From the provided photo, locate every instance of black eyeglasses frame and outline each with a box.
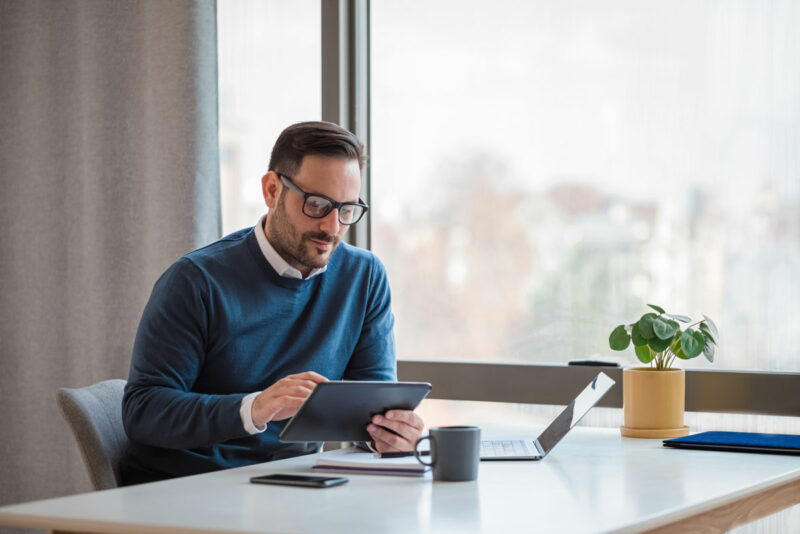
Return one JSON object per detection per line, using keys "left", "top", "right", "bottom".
{"left": 276, "top": 173, "right": 369, "bottom": 225}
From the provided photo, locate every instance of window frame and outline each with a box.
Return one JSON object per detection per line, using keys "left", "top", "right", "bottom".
{"left": 320, "top": 0, "right": 800, "bottom": 415}
{"left": 321, "top": 0, "right": 371, "bottom": 250}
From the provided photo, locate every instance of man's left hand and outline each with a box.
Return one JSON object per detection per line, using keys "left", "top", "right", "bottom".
{"left": 367, "top": 410, "right": 425, "bottom": 453}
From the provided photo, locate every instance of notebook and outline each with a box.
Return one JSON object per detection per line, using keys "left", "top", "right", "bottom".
{"left": 480, "top": 372, "right": 615, "bottom": 460}
{"left": 663, "top": 432, "right": 800, "bottom": 455}
{"left": 313, "top": 450, "right": 430, "bottom": 477}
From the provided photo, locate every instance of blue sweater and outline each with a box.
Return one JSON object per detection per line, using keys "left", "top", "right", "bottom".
{"left": 121, "top": 227, "right": 396, "bottom": 484}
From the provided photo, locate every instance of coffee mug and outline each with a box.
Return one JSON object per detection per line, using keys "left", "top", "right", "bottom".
{"left": 414, "top": 426, "right": 481, "bottom": 481}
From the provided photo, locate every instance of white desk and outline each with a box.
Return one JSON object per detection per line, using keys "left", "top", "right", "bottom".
{"left": 2, "top": 427, "right": 800, "bottom": 534}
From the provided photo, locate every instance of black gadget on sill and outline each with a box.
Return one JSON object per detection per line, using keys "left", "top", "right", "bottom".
{"left": 568, "top": 359, "right": 621, "bottom": 367}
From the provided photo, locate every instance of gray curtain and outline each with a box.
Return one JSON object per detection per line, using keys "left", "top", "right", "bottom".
{"left": 0, "top": 0, "right": 220, "bottom": 515}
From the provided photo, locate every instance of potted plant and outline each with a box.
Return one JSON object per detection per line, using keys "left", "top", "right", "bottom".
{"left": 609, "top": 304, "right": 719, "bottom": 438}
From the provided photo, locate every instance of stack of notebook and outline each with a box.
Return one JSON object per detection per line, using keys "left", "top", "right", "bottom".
{"left": 313, "top": 450, "right": 430, "bottom": 477}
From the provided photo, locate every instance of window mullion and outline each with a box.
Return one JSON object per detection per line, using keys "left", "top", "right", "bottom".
{"left": 321, "top": 0, "right": 370, "bottom": 249}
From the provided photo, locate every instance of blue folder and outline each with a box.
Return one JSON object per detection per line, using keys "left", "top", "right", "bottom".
{"left": 663, "top": 431, "right": 800, "bottom": 455}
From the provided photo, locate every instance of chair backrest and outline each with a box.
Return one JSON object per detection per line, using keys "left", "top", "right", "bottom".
{"left": 57, "top": 379, "right": 128, "bottom": 490}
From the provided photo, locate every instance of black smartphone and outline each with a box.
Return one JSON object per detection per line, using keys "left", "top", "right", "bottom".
{"left": 249, "top": 473, "right": 348, "bottom": 488}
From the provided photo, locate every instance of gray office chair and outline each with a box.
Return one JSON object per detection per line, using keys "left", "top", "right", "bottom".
{"left": 57, "top": 379, "right": 129, "bottom": 490}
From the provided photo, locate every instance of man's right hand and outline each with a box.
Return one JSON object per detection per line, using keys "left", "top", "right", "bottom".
{"left": 251, "top": 371, "right": 328, "bottom": 428}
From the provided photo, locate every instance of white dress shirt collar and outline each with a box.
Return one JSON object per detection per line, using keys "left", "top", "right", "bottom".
{"left": 254, "top": 214, "right": 327, "bottom": 280}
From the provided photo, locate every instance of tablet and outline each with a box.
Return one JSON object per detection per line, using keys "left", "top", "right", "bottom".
{"left": 278, "top": 381, "right": 432, "bottom": 443}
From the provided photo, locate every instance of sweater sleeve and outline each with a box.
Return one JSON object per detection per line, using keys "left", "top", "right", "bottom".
{"left": 122, "top": 258, "right": 249, "bottom": 449}
{"left": 343, "top": 256, "right": 397, "bottom": 382}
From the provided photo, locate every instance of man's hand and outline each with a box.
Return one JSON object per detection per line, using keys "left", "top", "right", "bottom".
{"left": 251, "top": 371, "right": 328, "bottom": 428}
{"left": 367, "top": 410, "right": 425, "bottom": 453}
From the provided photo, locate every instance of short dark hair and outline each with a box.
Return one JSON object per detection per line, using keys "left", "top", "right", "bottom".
{"left": 268, "top": 121, "right": 367, "bottom": 177}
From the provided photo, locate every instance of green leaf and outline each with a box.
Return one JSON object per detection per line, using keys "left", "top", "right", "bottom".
{"left": 673, "top": 343, "right": 689, "bottom": 360}
{"left": 693, "top": 331, "right": 706, "bottom": 352}
{"left": 638, "top": 313, "right": 658, "bottom": 340}
{"left": 699, "top": 323, "right": 717, "bottom": 345}
{"left": 653, "top": 317, "right": 679, "bottom": 340}
{"left": 670, "top": 314, "right": 692, "bottom": 323}
{"left": 681, "top": 329, "right": 705, "bottom": 358}
{"left": 647, "top": 304, "right": 666, "bottom": 314}
{"left": 635, "top": 344, "right": 653, "bottom": 363}
{"left": 703, "top": 340, "right": 716, "bottom": 363}
{"left": 703, "top": 315, "right": 719, "bottom": 339}
{"left": 648, "top": 335, "right": 672, "bottom": 352}
{"left": 609, "top": 325, "right": 631, "bottom": 351}
{"left": 630, "top": 323, "right": 647, "bottom": 346}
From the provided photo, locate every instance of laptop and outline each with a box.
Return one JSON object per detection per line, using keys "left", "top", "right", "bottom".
{"left": 480, "top": 372, "right": 615, "bottom": 461}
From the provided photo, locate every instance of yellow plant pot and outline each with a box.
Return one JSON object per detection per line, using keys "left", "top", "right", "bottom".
{"left": 620, "top": 367, "right": 690, "bottom": 438}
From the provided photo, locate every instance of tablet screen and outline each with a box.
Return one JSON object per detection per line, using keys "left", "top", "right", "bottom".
{"left": 278, "top": 381, "right": 432, "bottom": 442}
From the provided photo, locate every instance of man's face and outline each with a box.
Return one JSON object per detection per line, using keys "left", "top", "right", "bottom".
{"left": 262, "top": 154, "right": 362, "bottom": 277}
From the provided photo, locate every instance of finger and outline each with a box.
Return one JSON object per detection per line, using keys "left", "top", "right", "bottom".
{"left": 370, "top": 435, "right": 397, "bottom": 454}
{"left": 272, "top": 395, "right": 308, "bottom": 414}
{"left": 370, "top": 415, "right": 421, "bottom": 442}
{"left": 274, "top": 381, "right": 317, "bottom": 395}
{"left": 273, "top": 379, "right": 319, "bottom": 397}
{"left": 367, "top": 424, "right": 413, "bottom": 452}
{"left": 370, "top": 432, "right": 408, "bottom": 454}
{"left": 263, "top": 378, "right": 312, "bottom": 396}
{"left": 383, "top": 410, "right": 424, "bottom": 431}
{"left": 261, "top": 395, "right": 307, "bottom": 422}
{"left": 274, "top": 395, "right": 306, "bottom": 409}
{"left": 271, "top": 384, "right": 315, "bottom": 399}
{"left": 367, "top": 429, "right": 402, "bottom": 453}
{"left": 287, "top": 371, "right": 329, "bottom": 383}
{"left": 283, "top": 378, "right": 324, "bottom": 391}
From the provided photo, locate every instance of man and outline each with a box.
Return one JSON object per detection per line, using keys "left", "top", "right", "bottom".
{"left": 121, "top": 121, "right": 423, "bottom": 485}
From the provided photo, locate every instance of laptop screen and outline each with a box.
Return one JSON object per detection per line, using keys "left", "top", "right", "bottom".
{"left": 536, "top": 372, "right": 615, "bottom": 455}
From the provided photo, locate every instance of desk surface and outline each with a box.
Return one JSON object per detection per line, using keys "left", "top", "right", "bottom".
{"left": 2, "top": 426, "right": 800, "bottom": 534}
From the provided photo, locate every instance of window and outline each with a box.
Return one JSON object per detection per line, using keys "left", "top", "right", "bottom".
{"left": 371, "top": 0, "right": 800, "bottom": 373}
{"left": 218, "top": 0, "right": 320, "bottom": 235}
{"left": 221, "top": 5, "right": 800, "bottom": 527}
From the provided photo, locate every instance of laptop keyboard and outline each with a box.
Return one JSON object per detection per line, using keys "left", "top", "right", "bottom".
{"left": 480, "top": 439, "right": 537, "bottom": 459}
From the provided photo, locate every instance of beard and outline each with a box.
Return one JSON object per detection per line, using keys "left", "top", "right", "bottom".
{"left": 266, "top": 193, "right": 342, "bottom": 272}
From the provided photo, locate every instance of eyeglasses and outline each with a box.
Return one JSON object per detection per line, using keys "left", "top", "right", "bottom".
{"left": 277, "top": 174, "right": 369, "bottom": 225}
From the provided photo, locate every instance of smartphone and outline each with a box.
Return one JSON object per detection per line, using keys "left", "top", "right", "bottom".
{"left": 249, "top": 473, "right": 348, "bottom": 488}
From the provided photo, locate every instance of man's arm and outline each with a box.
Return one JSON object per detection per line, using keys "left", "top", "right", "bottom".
{"left": 122, "top": 259, "right": 249, "bottom": 449}
{"left": 343, "top": 256, "right": 397, "bottom": 382}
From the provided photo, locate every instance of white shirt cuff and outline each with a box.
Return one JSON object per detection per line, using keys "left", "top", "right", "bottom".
{"left": 240, "top": 392, "right": 267, "bottom": 435}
